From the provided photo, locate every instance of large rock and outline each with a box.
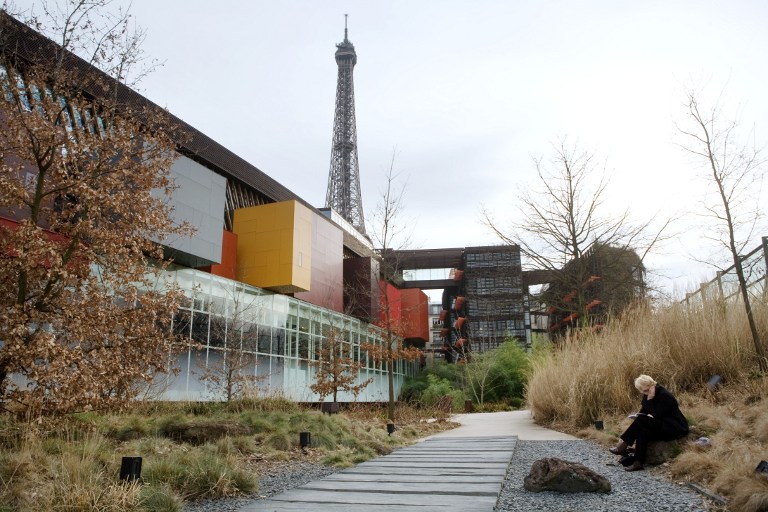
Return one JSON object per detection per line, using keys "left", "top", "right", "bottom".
{"left": 645, "top": 439, "right": 684, "bottom": 465}
{"left": 524, "top": 457, "right": 611, "bottom": 493}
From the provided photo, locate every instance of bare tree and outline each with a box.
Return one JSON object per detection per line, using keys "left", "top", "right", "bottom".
{"left": 678, "top": 88, "right": 767, "bottom": 372}
{"left": 310, "top": 325, "right": 372, "bottom": 404}
{"left": 484, "top": 138, "right": 670, "bottom": 336}
{"left": 17, "top": 0, "right": 161, "bottom": 88}
{"left": 196, "top": 287, "right": 269, "bottom": 402}
{"left": 0, "top": 4, "right": 190, "bottom": 414}
{"left": 463, "top": 351, "right": 496, "bottom": 405}
{"left": 364, "top": 151, "right": 421, "bottom": 423}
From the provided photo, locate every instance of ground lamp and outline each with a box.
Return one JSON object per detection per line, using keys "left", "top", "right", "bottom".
{"left": 387, "top": 422, "right": 395, "bottom": 436}
{"left": 300, "top": 431, "right": 311, "bottom": 448}
{"left": 119, "top": 456, "right": 142, "bottom": 482}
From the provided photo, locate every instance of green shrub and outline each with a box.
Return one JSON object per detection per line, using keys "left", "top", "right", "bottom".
{"left": 484, "top": 339, "right": 529, "bottom": 402}
{"left": 399, "top": 376, "right": 429, "bottom": 401}
{"left": 401, "top": 362, "right": 465, "bottom": 402}
{"left": 421, "top": 374, "right": 465, "bottom": 409}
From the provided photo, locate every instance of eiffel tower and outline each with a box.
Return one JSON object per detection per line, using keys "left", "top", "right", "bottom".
{"left": 325, "top": 15, "right": 366, "bottom": 236}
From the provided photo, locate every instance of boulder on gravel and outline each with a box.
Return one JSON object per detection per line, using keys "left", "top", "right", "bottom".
{"left": 645, "top": 440, "right": 684, "bottom": 465}
{"left": 524, "top": 457, "right": 611, "bottom": 493}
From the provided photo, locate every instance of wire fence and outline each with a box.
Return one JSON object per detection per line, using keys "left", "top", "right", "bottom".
{"left": 682, "top": 237, "right": 768, "bottom": 307}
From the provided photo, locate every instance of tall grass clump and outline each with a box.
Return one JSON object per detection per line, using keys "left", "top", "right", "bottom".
{"left": 527, "top": 298, "right": 766, "bottom": 427}
{"left": 0, "top": 395, "right": 455, "bottom": 510}
{"left": 143, "top": 447, "right": 257, "bottom": 499}
{"left": 527, "top": 297, "right": 768, "bottom": 511}
{"left": 138, "top": 484, "right": 183, "bottom": 512}
{"left": 7, "top": 432, "right": 145, "bottom": 511}
{"left": 665, "top": 378, "right": 768, "bottom": 511}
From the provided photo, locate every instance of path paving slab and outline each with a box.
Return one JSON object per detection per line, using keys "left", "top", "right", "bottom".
{"left": 240, "top": 436, "right": 516, "bottom": 512}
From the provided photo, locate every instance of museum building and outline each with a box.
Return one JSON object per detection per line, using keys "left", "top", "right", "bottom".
{"left": 0, "top": 12, "right": 427, "bottom": 402}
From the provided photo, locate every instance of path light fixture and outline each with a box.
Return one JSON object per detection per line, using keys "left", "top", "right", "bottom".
{"left": 707, "top": 375, "right": 722, "bottom": 391}
{"left": 594, "top": 420, "right": 604, "bottom": 430}
{"left": 386, "top": 422, "right": 395, "bottom": 436}
{"left": 300, "top": 431, "right": 311, "bottom": 448}
{"left": 756, "top": 460, "right": 768, "bottom": 473}
{"left": 119, "top": 456, "right": 142, "bottom": 482}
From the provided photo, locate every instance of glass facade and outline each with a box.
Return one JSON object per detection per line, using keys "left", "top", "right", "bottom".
{"left": 159, "top": 266, "right": 418, "bottom": 401}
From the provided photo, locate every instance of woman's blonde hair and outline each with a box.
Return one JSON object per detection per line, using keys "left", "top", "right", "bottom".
{"left": 634, "top": 374, "right": 657, "bottom": 391}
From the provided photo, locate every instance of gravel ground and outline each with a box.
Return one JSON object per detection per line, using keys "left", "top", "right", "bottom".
{"left": 495, "top": 440, "right": 714, "bottom": 512}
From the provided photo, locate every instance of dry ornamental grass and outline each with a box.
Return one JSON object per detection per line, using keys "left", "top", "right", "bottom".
{"left": 0, "top": 400, "right": 455, "bottom": 511}
{"left": 527, "top": 298, "right": 768, "bottom": 511}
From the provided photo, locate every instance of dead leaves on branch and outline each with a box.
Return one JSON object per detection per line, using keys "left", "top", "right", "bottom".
{"left": 0, "top": 21, "right": 191, "bottom": 415}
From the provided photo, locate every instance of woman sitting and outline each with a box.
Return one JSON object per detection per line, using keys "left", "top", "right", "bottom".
{"left": 609, "top": 374, "right": 689, "bottom": 472}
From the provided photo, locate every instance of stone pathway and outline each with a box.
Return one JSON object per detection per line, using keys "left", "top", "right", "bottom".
{"left": 240, "top": 436, "right": 517, "bottom": 511}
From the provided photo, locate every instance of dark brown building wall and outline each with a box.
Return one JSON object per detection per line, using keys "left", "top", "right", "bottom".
{"left": 343, "top": 256, "right": 380, "bottom": 322}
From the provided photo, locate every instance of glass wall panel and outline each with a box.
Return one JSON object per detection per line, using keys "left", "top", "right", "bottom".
{"left": 159, "top": 266, "right": 418, "bottom": 401}
{"left": 191, "top": 311, "right": 210, "bottom": 345}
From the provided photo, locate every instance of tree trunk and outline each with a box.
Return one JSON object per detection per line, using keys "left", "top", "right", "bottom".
{"left": 387, "top": 338, "right": 395, "bottom": 422}
{"left": 734, "top": 258, "right": 768, "bottom": 372}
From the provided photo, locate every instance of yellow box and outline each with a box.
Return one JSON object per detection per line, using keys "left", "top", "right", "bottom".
{"left": 233, "top": 201, "right": 312, "bottom": 293}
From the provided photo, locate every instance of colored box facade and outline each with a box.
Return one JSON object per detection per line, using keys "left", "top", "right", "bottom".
{"left": 233, "top": 200, "right": 312, "bottom": 293}
{"left": 198, "top": 229, "right": 238, "bottom": 280}
{"left": 400, "top": 288, "right": 429, "bottom": 342}
{"left": 377, "top": 283, "right": 428, "bottom": 343}
{"left": 154, "top": 155, "right": 226, "bottom": 267}
{"left": 294, "top": 213, "right": 344, "bottom": 313}
{"left": 343, "top": 256, "right": 380, "bottom": 322}
{"left": 379, "top": 280, "right": 402, "bottom": 329}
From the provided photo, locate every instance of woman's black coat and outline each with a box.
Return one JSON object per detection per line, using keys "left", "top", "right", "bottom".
{"left": 639, "top": 384, "right": 689, "bottom": 439}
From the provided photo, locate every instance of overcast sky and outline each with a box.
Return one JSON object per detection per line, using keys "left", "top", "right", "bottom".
{"left": 18, "top": 0, "right": 768, "bottom": 298}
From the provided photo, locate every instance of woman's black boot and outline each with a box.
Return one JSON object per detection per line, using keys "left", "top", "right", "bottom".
{"left": 609, "top": 441, "right": 628, "bottom": 455}
{"left": 624, "top": 460, "right": 644, "bottom": 472}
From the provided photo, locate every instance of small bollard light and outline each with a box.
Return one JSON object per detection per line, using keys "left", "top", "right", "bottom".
{"left": 707, "top": 375, "right": 722, "bottom": 391}
{"left": 299, "top": 431, "right": 311, "bottom": 448}
{"left": 756, "top": 460, "right": 768, "bottom": 473}
{"left": 386, "top": 422, "right": 395, "bottom": 436}
{"left": 594, "top": 420, "right": 604, "bottom": 430}
{"left": 119, "top": 456, "right": 142, "bottom": 482}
